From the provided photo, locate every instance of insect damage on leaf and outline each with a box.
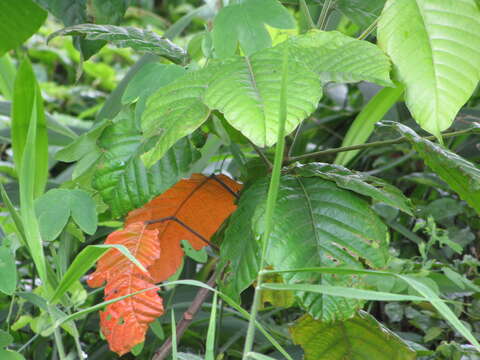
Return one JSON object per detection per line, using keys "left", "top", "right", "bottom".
{"left": 88, "top": 174, "right": 242, "bottom": 355}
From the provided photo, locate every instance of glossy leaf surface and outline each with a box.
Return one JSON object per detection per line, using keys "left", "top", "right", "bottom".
{"left": 378, "top": 0, "right": 480, "bottom": 137}
{"left": 221, "top": 175, "right": 388, "bottom": 321}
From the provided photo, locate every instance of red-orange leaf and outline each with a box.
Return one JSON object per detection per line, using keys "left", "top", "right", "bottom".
{"left": 89, "top": 174, "right": 241, "bottom": 355}
{"left": 87, "top": 223, "right": 164, "bottom": 355}
{"left": 126, "top": 174, "right": 242, "bottom": 282}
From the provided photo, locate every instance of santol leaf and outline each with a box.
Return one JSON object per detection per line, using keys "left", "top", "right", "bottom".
{"left": 87, "top": 223, "right": 163, "bottom": 355}
{"left": 126, "top": 174, "right": 242, "bottom": 282}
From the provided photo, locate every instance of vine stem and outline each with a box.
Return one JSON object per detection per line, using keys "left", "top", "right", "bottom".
{"left": 286, "top": 126, "right": 480, "bottom": 163}
{"left": 242, "top": 43, "right": 290, "bottom": 359}
{"left": 317, "top": 0, "right": 334, "bottom": 29}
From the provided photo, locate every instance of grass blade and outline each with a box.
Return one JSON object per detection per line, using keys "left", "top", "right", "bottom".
{"left": 205, "top": 292, "right": 218, "bottom": 360}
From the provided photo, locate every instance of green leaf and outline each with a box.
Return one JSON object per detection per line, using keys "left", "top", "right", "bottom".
{"left": 91, "top": 0, "right": 129, "bottom": 25}
{"left": 284, "top": 31, "right": 392, "bottom": 86}
{"left": 294, "top": 162, "right": 413, "bottom": 215}
{"left": 0, "top": 0, "right": 47, "bottom": 56}
{"left": 291, "top": 312, "right": 415, "bottom": 360}
{"left": 48, "top": 24, "right": 188, "bottom": 65}
{"left": 142, "top": 31, "right": 391, "bottom": 162}
{"left": 389, "top": 122, "right": 480, "bottom": 215}
{"left": 0, "top": 54, "right": 16, "bottom": 100}
{"left": 221, "top": 175, "right": 388, "bottom": 321}
{"left": 378, "top": 0, "right": 480, "bottom": 137}
{"left": 0, "top": 350, "right": 24, "bottom": 360}
{"left": 212, "top": 0, "right": 295, "bottom": 58}
{"left": 93, "top": 109, "right": 200, "bottom": 218}
{"left": 34, "top": 0, "right": 104, "bottom": 60}
{"left": 12, "top": 58, "right": 48, "bottom": 198}
{"left": 35, "top": 189, "right": 97, "bottom": 241}
{"left": 218, "top": 181, "right": 263, "bottom": 303}
{"left": 0, "top": 246, "right": 17, "bottom": 295}
{"left": 181, "top": 240, "right": 207, "bottom": 263}
{"left": 141, "top": 68, "right": 212, "bottom": 166}
{"left": 336, "top": 0, "right": 386, "bottom": 29}
{"left": 0, "top": 329, "right": 13, "bottom": 348}
{"left": 335, "top": 84, "right": 404, "bottom": 166}
{"left": 122, "top": 63, "right": 186, "bottom": 121}
{"left": 50, "top": 244, "right": 147, "bottom": 304}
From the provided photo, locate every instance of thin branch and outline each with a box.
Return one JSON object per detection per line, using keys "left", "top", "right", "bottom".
{"left": 247, "top": 138, "right": 273, "bottom": 170}
{"left": 317, "top": 0, "right": 335, "bottom": 29}
{"left": 152, "top": 272, "right": 217, "bottom": 360}
{"left": 357, "top": 17, "right": 380, "bottom": 41}
{"left": 286, "top": 126, "right": 480, "bottom": 163}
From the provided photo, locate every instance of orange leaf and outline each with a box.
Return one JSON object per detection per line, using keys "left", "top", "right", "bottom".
{"left": 88, "top": 223, "right": 164, "bottom": 355}
{"left": 88, "top": 174, "right": 241, "bottom": 355}
{"left": 126, "top": 174, "right": 242, "bottom": 282}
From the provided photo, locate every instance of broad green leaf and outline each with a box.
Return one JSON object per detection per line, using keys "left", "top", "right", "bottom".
{"left": 142, "top": 31, "right": 391, "bottom": 163}
{"left": 12, "top": 58, "right": 48, "bottom": 198}
{"left": 335, "top": 84, "right": 404, "bottom": 166}
{"left": 284, "top": 31, "right": 392, "bottom": 86}
{"left": 294, "top": 162, "right": 413, "bottom": 215}
{"left": 122, "top": 63, "right": 186, "bottom": 121}
{"left": 212, "top": 0, "right": 295, "bottom": 58}
{"left": 291, "top": 312, "right": 415, "bottom": 360}
{"left": 35, "top": 189, "right": 97, "bottom": 241}
{"left": 221, "top": 175, "right": 388, "bottom": 321}
{"left": 0, "top": 246, "right": 16, "bottom": 295}
{"left": 55, "top": 120, "right": 110, "bottom": 163}
{"left": 141, "top": 68, "right": 212, "bottom": 166}
{"left": 218, "top": 181, "right": 263, "bottom": 302}
{"left": 378, "top": 0, "right": 480, "bottom": 137}
{"left": 390, "top": 122, "right": 480, "bottom": 215}
{"left": 93, "top": 109, "right": 200, "bottom": 218}
{"left": 49, "top": 24, "right": 188, "bottom": 65}
{"left": 0, "top": 0, "right": 47, "bottom": 56}
{"left": 50, "top": 244, "right": 147, "bottom": 304}
{"left": 0, "top": 329, "right": 13, "bottom": 348}
{"left": 0, "top": 350, "right": 24, "bottom": 360}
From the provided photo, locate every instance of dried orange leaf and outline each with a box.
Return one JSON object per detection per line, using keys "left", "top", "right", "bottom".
{"left": 126, "top": 174, "right": 242, "bottom": 282}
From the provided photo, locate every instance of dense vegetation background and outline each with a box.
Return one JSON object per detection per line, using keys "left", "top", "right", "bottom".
{"left": 0, "top": 0, "right": 479, "bottom": 359}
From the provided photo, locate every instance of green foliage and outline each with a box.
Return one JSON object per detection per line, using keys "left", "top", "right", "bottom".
{"left": 2, "top": 1, "right": 480, "bottom": 359}
{"left": 378, "top": 0, "right": 480, "bottom": 137}
{"left": 49, "top": 24, "right": 188, "bottom": 65}
{"left": 0, "top": 0, "right": 46, "bottom": 56}
{"left": 221, "top": 174, "right": 388, "bottom": 321}
{"left": 291, "top": 311, "right": 415, "bottom": 360}
{"left": 35, "top": 189, "right": 97, "bottom": 241}
{"left": 212, "top": 0, "right": 295, "bottom": 58}
{"left": 390, "top": 122, "right": 480, "bottom": 215}
{"left": 142, "top": 30, "right": 391, "bottom": 165}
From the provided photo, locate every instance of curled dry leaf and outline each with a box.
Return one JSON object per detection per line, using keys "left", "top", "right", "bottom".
{"left": 88, "top": 174, "right": 242, "bottom": 355}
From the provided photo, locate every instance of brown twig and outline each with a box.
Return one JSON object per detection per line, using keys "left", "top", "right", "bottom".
{"left": 152, "top": 272, "right": 217, "bottom": 360}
